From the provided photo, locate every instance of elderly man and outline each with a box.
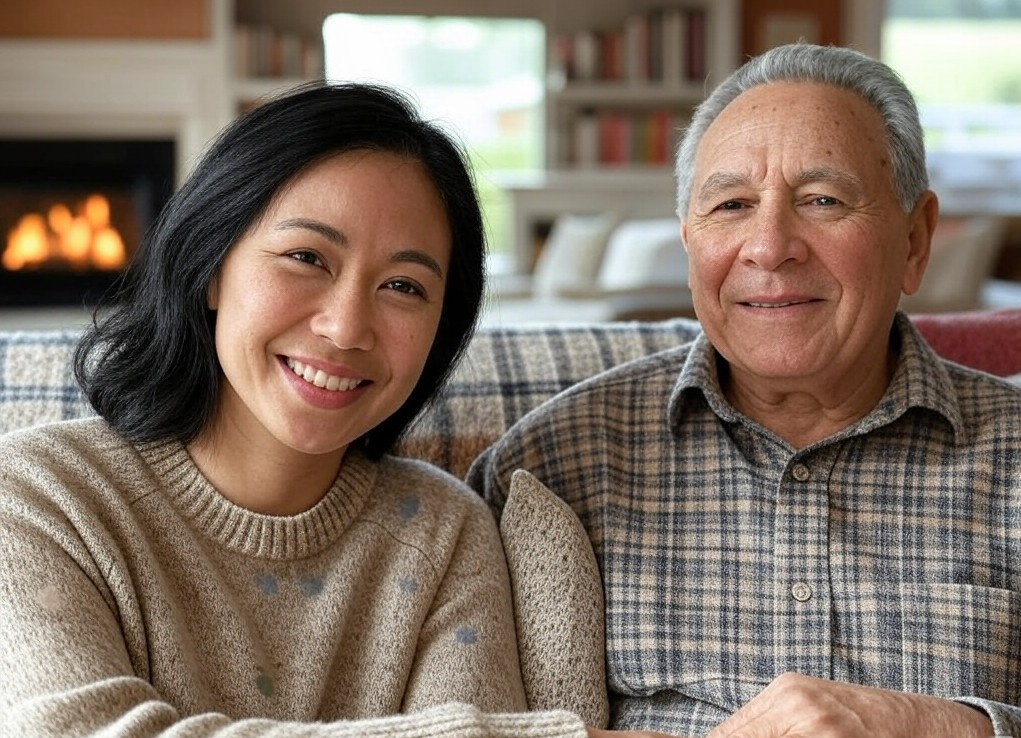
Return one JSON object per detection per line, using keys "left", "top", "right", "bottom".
{"left": 469, "top": 43, "right": 1021, "bottom": 738}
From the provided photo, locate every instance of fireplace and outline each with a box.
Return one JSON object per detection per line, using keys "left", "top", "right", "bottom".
{"left": 0, "top": 138, "right": 175, "bottom": 307}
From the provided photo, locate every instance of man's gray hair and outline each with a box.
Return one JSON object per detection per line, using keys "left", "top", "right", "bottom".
{"left": 674, "top": 43, "right": 929, "bottom": 218}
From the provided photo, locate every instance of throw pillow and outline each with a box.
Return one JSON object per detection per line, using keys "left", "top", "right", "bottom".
{"left": 498, "top": 468, "right": 609, "bottom": 727}
{"left": 597, "top": 217, "right": 686, "bottom": 291}
{"left": 532, "top": 212, "right": 619, "bottom": 298}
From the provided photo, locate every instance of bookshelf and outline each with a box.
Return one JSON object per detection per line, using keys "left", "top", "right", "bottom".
{"left": 221, "top": 0, "right": 738, "bottom": 167}
{"left": 231, "top": 21, "right": 323, "bottom": 109}
{"left": 217, "top": 0, "right": 739, "bottom": 271}
{"left": 545, "top": 0, "right": 739, "bottom": 172}
{"left": 227, "top": 0, "right": 324, "bottom": 112}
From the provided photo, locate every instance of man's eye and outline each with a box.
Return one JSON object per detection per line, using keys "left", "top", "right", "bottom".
{"left": 812, "top": 195, "right": 840, "bottom": 207}
{"left": 717, "top": 200, "right": 744, "bottom": 211}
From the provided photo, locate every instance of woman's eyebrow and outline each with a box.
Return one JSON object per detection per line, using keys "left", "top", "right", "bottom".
{"left": 275, "top": 217, "right": 345, "bottom": 243}
{"left": 391, "top": 249, "right": 445, "bottom": 280}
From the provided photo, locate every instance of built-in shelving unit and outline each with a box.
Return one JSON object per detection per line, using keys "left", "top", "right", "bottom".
{"left": 221, "top": 0, "right": 323, "bottom": 114}
{"left": 544, "top": 0, "right": 739, "bottom": 172}
{"left": 230, "top": 17, "right": 323, "bottom": 111}
{"left": 493, "top": 0, "right": 739, "bottom": 272}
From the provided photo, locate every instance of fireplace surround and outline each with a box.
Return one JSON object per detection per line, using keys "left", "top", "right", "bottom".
{"left": 0, "top": 29, "right": 235, "bottom": 322}
{"left": 0, "top": 138, "right": 175, "bottom": 307}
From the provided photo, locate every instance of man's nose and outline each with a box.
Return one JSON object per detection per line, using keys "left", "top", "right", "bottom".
{"left": 739, "top": 203, "right": 808, "bottom": 270}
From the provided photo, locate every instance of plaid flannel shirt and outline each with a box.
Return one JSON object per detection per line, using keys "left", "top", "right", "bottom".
{"left": 469, "top": 312, "right": 1021, "bottom": 738}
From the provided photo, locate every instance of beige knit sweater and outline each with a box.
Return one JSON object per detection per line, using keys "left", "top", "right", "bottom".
{"left": 0, "top": 418, "right": 586, "bottom": 738}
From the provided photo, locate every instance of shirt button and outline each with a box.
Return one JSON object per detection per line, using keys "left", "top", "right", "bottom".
{"left": 791, "top": 463, "right": 810, "bottom": 482}
{"left": 791, "top": 582, "right": 813, "bottom": 602}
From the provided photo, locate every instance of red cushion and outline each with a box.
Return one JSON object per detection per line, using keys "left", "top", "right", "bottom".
{"left": 910, "top": 309, "right": 1021, "bottom": 377}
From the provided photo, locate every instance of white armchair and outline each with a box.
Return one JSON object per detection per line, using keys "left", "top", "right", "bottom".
{"left": 900, "top": 215, "right": 1006, "bottom": 314}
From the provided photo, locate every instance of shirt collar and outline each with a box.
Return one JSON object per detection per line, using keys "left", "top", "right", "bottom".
{"left": 668, "top": 311, "right": 964, "bottom": 442}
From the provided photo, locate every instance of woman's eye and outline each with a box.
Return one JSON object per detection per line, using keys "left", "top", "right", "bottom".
{"left": 385, "top": 278, "right": 425, "bottom": 297}
{"left": 288, "top": 250, "right": 323, "bottom": 267}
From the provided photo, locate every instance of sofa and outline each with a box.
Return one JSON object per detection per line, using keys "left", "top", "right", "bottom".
{"left": 3, "top": 309, "right": 1021, "bottom": 724}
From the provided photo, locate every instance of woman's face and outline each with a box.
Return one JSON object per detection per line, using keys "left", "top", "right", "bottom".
{"left": 206, "top": 149, "right": 451, "bottom": 462}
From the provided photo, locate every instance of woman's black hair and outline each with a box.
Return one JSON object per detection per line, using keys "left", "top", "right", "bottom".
{"left": 73, "top": 80, "right": 486, "bottom": 459}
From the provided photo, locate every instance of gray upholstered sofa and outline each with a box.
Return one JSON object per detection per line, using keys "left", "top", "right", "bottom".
{"left": 0, "top": 318, "right": 708, "bottom": 725}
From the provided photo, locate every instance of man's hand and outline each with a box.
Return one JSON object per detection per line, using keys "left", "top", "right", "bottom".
{"left": 586, "top": 727, "right": 684, "bottom": 738}
{"left": 706, "top": 672, "right": 994, "bottom": 738}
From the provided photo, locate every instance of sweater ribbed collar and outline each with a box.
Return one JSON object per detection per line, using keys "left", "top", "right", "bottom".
{"left": 138, "top": 439, "right": 379, "bottom": 560}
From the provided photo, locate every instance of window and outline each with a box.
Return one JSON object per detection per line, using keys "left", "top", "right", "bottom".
{"left": 882, "top": 0, "right": 1021, "bottom": 212}
{"left": 323, "top": 14, "right": 546, "bottom": 270}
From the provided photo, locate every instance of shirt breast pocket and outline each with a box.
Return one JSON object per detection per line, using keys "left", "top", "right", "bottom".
{"left": 900, "top": 582, "right": 1020, "bottom": 702}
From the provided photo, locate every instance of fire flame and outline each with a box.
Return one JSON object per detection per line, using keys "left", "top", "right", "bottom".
{"left": 2, "top": 194, "right": 127, "bottom": 271}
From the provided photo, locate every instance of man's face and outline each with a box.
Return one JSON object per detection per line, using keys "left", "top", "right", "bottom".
{"left": 681, "top": 81, "right": 933, "bottom": 398}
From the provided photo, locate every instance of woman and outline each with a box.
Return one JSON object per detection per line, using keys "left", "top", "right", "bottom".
{"left": 0, "top": 82, "right": 585, "bottom": 738}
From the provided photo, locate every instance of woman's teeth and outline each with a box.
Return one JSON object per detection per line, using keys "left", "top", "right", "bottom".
{"left": 286, "top": 358, "right": 362, "bottom": 392}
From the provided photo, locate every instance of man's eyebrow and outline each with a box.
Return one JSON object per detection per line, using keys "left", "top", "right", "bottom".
{"left": 275, "top": 217, "right": 444, "bottom": 279}
{"left": 794, "top": 167, "right": 864, "bottom": 191}
{"left": 695, "top": 171, "right": 749, "bottom": 203}
{"left": 695, "top": 168, "right": 864, "bottom": 202}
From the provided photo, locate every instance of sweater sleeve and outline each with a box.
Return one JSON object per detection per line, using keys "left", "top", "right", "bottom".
{"left": 400, "top": 490, "right": 528, "bottom": 714}
{"left": 4, "top": 694, "right": 586, "bottom": 738}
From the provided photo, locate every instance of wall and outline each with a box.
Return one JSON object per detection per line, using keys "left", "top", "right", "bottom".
{"left": 0, "top": 0, "right": 208, "bottom": 39}
{"left": 741, "top": 0, "right": 844, "bottom": 55}
{"left": 0, "top": 0, "right": 232, "bottom": 185}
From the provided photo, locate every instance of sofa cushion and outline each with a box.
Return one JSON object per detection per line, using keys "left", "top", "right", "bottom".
{"left": 911, "top": 308, "right": 1021, "bottom": 378}
{"left": 0, "top": 319, "right": 703, "bottom": 477}
{"left": 398, "top": 319, "right": 702, "bottom": 476}
{"left": 500, "top": 469, "right": 608, "bottom": 726}
{"left": 0, "top": 329, "right": 91, "bottom": 432}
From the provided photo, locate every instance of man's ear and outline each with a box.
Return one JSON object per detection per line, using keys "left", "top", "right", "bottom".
{"left": 901, "top": 190, "right": 939, "bottom": 296}
{"left": 679, "top": 216, "right": 694, "bottom": 289}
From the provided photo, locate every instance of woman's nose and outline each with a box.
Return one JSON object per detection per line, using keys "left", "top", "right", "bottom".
{"left": 309, "top": 285, "right": 376, "bottom": 351}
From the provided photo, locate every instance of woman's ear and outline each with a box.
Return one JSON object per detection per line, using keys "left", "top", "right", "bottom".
{"left": 206, "top": 274, "right": 220, "bottom": 310}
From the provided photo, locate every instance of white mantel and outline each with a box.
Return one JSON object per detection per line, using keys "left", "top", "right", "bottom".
{"left": 0, "top": 4, "right": 234, "bottom": 185}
